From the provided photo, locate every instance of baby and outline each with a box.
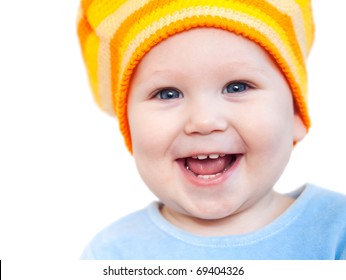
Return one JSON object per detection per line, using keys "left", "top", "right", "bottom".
{"left": 77, "top": 0, "right": 346, "bottom": 259}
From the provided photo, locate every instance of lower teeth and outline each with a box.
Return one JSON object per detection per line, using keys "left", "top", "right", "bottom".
{"left": 197, "top": 173, "right": 222, "bottom": 179}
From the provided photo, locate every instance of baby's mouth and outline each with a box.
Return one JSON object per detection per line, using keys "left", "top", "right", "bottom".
{"left": 183, "top": 154, "right": 238, "bottom": 179}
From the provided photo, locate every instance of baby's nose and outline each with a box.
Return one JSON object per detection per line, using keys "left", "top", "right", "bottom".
{"left": 184, "top": 100, "right": 228, "bottom": 135}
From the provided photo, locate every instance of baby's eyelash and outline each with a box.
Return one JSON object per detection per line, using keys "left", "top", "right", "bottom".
{"left": 223, "top": 81, "right": 255, "bottom": 95}
{"left": 153, "top": 88, "right": 183, "bottom": 100}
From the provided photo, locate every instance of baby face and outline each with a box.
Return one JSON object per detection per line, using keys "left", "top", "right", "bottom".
{"left": 128, "top": 28, "right": 305, "bottom": 231}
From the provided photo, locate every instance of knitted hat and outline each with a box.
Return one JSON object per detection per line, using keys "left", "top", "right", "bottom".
{"left": 77, "top": 0, "right": 314, "bottom": 152}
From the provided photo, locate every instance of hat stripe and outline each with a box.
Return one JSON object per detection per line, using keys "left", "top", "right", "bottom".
{"left": 77, "top": 14, "right": 92, "bottom": 54}
{"left": 77, "top": 3, "right": 102, "bottom": 106}
{"left": 266, "top": 0, "right": 307, "bottom": 57}
{"left": 86, "top": 0, "right": 129, "bottom": 29}
{"left": 300, "top": 0, "right": 314, "bottom": 52}
{"left": 84, "top": 34, "right": 102, "bottom": 107}
{"left": 94, "top": 0, "right": 155, "bottom": 113}
{"left": 96, "top": 0, "right": 153, "bottom": 37}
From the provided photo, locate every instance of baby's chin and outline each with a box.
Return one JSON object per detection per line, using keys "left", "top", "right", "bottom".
{"left": 162, "top": 205, "right": 245, "bottom": 237}
{"left": 185, "top": 204, "right": 232, "bottom": 219}
{"left": 163, "top": 202, "right": 241, "bottom": 224}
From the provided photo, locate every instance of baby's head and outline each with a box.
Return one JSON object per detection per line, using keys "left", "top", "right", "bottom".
{"left": 78, "top": 1, "right": 314, "bottom": 228}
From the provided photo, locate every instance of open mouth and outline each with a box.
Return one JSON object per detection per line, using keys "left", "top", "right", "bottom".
{"left": 181, "top": 153, "right": 239, "bottom": 180}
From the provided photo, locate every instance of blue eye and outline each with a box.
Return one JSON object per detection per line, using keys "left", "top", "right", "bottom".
{"left": 224, "top": 82, "right": 249, "bottom": 94}
{"left": 156, "top": 88, "right": 183, "bottom": 100}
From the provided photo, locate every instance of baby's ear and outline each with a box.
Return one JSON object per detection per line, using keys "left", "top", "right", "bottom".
{"left": 293, "top": 111, "right": 307, "bottom": 142}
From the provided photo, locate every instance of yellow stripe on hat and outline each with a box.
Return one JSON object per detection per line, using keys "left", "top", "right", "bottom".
{"left": 86, "top": 0, "right": 129, "bottom": 29}
{"left": 83, "top": 33, "right": 102, "bottom": 108}
{"left": 77, "top": 2, "right": 102, "bottom": 108}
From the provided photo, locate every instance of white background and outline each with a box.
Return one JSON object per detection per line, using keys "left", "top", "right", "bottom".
{"left": 0, "top": 0, "right": 345, "bottom": 273}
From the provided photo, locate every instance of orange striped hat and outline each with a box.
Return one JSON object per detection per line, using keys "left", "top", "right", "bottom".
{"left": 77, "top": 0, "right": 314, "bottom": 152}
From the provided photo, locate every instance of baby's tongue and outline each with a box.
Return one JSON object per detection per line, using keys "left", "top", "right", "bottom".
{"left": 186, "top": 155, "right": 230, "bottom": 175}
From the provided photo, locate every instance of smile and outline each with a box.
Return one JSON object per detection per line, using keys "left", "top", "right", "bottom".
{"left": 177, "top": 153, "right": 242, "bottom": 186}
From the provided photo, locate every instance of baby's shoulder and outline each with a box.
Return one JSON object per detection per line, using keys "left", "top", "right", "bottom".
{"left": 81, "top": 203, "right": 158, "bottom": 259}
{"left": 297, "top": 184, "right": 346, "bottom": 222}
{"left": 306, "top": 185, "right": 346, "bottom": 209}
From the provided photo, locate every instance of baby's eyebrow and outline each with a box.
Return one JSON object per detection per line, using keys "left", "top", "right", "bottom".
{"left": 133, "top": 69, "right": 185, "bottom": 87}
{"left": 219, "top": 61, "right": 277, "bottom": 83}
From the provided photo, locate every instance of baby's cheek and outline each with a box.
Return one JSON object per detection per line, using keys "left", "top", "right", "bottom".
{"left": 244, "top": 111, "right": 293, "bottom": 152}
{"left": 130, "top": 115, "right": 170, "bottom": 173}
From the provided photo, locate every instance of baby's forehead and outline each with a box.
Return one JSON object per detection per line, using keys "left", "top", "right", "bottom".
{"left": 133, "top": 28, "right": 275, "bottom": 79}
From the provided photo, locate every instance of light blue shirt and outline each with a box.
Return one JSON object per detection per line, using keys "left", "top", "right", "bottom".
{"left": 81, "top": 185, "right": 346, "bottom": 259}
